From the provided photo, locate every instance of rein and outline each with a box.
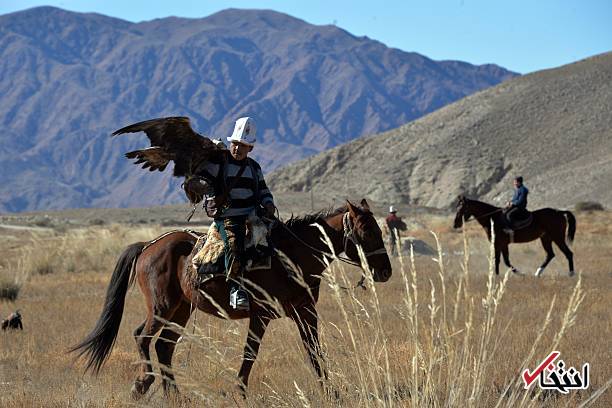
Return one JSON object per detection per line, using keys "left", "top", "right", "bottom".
{"left": 463, "top": 208, "right": 503, "bottom": 223}
{"left": 277, "top": 213, "right": 386, "bottom": 265}
{"left": 276, "top": 212, "right": 386, "bottom": 290}
{"left": 276, "top": 217, "right": 359, "bottom": 266}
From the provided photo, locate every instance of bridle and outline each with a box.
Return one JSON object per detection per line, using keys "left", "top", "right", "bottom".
{"left": 277, "top": 211, "right": 388, "bottom": 266}
{"left": 277, "top": 211, "right": 388, "bottom": 290}
{"left": 458, "top": 203, "right": 503, "bottom": 224}
{"left": 341, "top": 212, "right": 388, "bottom": 259}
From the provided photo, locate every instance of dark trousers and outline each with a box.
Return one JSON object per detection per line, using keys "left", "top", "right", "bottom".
{"left": 506, "top": 206, "right": 528, "bottom": 226}
{"left": 214, "top": 215, "right": 247, "bottom": 280}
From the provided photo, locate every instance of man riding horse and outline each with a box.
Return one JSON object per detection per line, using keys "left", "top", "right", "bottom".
{"left": 454, "top": 194, "right": 575, "bottom": 277}
{"left": 195, "top": 117, "right": 276, "bottom": 311}
{"left": 111, "top": 116, "right": 276, "bottom": 311}
{"left": 504, "top": 176, "right": 529, "bottom": 234}
{"left": 385, "top": 206, "right": 407, "bottom": 255}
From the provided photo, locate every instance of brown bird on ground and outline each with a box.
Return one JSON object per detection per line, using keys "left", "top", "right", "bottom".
{"left": 2, "top": 310, "right": 23, "bottom": 330}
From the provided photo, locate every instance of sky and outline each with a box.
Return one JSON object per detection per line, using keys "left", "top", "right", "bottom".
{"left": 1, "top": 0, "right": 610, "bottom": 73}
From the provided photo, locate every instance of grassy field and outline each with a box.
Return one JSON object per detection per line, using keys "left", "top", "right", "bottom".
{"left": 0, "top": 207, "right": 610, "bottom": 407}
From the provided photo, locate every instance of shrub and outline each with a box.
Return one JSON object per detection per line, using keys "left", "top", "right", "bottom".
{"left": 0, "top": 279, "right": 20, "bottom": 302}
{"left": 88, "top": 218, "right": 106, "bottom": 226}
{"left": 0, "top": 265, "right": 26, "bottom": 302}
{"left": 23, "top": 243, "right": 57, "bottom": 275}
{"left": 18, "top": 235, "right": 59, "bottom": 276}
{"left": 574, "top": 201, "right": 605, "bottom": 212}
{"left": 32, "top": 215, "right": 53, "bottom": 227}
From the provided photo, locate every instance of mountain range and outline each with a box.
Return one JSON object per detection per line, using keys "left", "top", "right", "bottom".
{"left": 269, "top": 52, "right": 612, "bottom": 210}
{"left": 0, "top": 6, "right": 516, "bottom": 212}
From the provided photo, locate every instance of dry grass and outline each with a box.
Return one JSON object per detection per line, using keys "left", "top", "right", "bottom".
{"left": 0, "top": 211, "right": 610, "bottom": 407}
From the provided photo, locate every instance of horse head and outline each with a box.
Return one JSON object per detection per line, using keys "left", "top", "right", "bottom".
{"left": 343, "top": 199, "right": 392, "bottom": 282}
{"left": 453, "top": 195, "right": 471, "bottom": 229}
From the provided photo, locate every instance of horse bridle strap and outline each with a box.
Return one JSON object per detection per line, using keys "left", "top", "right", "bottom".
{"left": 277, "top": 220, "right": 358, "bottom": 266}
{"left": 277, "top": 212, "right": 387, "bottom": 266}
{"left": 342, "top": 213, "right": 388, "bottom": 258}
{"left": 464, "top": 208, "right": 503, "bottom": 223}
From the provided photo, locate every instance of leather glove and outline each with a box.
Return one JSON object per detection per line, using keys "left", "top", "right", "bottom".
{"left": 183, "top": 177, "right": 212, "bottom": 204}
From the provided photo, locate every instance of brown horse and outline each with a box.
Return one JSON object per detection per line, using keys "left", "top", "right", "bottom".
{"left": 453, "top": 196, "right": 576, "bottom": 276}
{"left": 71, "top": 199, "right": 391, "bottom": 399}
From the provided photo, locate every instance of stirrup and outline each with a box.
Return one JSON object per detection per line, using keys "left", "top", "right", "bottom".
{"left": 229, "top": 287, "right": 250, "bottom": 311}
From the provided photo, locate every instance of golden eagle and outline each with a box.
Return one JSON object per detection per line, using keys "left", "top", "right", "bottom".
{"left": 112, "top": 117, "right": 225, "bottom": 204}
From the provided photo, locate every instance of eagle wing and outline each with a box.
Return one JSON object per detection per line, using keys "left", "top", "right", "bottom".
{"left": 112, "top": 116, "right": 221, "bottom": 177}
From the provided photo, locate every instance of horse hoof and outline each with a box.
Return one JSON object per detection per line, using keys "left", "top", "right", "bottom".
{"left": 131, "top": 384, "right": 144, "bottom": 400}
{"left": 236, "top": 383, "right": 247, "bottom": 399}
{"left": 131, "top": 380, "right": 150, "bottom": 400}
{"left": 325, "top": 386, "right": 341, "bottom": 401}
{"left": 166, "top": 388, "right": 189, "bottom": 404}
{"left": 569, "top": 270, "right": 575, "bottom": 277}
{"left": 163, "top": 383, "right": 180, "bottom": 399}
{"left": 511, "top": 267, "right": 523, "bottom": 275}
{"left": 535, "top": 268, "right": 544, "bottom": 277}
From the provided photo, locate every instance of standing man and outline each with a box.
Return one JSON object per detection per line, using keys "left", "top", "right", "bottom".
{"left": 504, "top": 176, "right": 529, "bottom": 233}
{"left": 385, "top": 206, "right": 406, "bottom": 255}
{"left": 196, "top": 117, "right": 276, "bottom": 311}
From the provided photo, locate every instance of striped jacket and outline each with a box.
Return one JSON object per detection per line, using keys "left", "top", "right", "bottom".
{"left": 196, "top": 152, "right": 274, "bottom": 218}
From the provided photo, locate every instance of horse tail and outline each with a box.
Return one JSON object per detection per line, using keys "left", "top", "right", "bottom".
{"left": 70, "top": 241, "right": 145, "bottom": 373}
{"left": 562, "top": 210, "right": 576, "bottom": 244}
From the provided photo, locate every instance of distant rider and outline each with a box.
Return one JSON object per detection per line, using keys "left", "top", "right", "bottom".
{"left": 504, "top": 176, "right": 529, "bottom": 233}
{"left": 385, "top": 206, "right": 405, "bottom": 255}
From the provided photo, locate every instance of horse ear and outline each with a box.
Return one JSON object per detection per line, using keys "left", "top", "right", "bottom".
{"left": 360, "top": 198, "right": 370, "bottom": 211}
{"left": 457, "top": 195, "right": 465, "bottom": 202}
{"left": 346, "top": 200, "right": 359, "bottom": 218}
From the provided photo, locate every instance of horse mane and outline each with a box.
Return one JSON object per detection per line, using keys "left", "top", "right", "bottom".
{"left": 283, "top": 205, "right": 347, "bottom": 230}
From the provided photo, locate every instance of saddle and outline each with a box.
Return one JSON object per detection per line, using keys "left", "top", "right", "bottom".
{"left": 505, "top": 208, "right": 533, "bottom": 231}
{"left": 190, "top": 212, "right": 273, "bottom": 283}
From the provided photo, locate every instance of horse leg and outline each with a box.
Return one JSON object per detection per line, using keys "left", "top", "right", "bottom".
{"left": 131, "top": 313, "right": 165, "bottom": 399}
{"left": 501, "top": 246, "right": 520, "bottom": 274}
{"left": 237, "top": 315, "right": 271, "bottom": 396}
{"left": 132, "top": 301, "right": 181, "bottom": 399}
{"left": 535, "top": 236, "right": 555, "bottom": 277}
{"left": 494, "top": 247, "right": 501, "bottom": 275}
{"left": 554, "top": 239, "right": 575, "bottom": 277}
{"left": 291, "top": 306, "right": 328, "bottom": 386}
{"left": 155, "top": 300, "right": 193, "bottom": 398}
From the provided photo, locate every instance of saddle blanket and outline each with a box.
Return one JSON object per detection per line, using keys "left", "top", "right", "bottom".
{"left": 506, "top": 212, "right": 533, "bottom": 230}
{"left": 191, "top": 212, "right": 272, "bottom": 280}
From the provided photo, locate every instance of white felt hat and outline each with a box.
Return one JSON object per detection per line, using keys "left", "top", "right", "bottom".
{"left": 227, "top": 117, "right": 256, "bottom": 146}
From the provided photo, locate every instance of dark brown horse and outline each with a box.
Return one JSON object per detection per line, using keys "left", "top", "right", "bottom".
{"left": 453, "top": 196, "right": 576, "bottom": 276}
{"left": 71, "top": 199, "right": 391, "bottom": 399}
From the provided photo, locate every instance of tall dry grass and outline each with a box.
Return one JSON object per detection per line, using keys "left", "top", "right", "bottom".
{"left": 0, "top": 213, "right": 610, "bottom": 407}
{"left": 163, "top": 222, "right": 609, "bottom": 407}
{"left": 13, "top": 225, "right": 159, "bottom": 277}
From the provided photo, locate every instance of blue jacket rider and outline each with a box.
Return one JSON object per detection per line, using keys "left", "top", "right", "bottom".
{"left": 505, "top": 176, "right": 529, "bottom": 232}
{"left": 511, "top": 178, "right": 529, "bottom": 209}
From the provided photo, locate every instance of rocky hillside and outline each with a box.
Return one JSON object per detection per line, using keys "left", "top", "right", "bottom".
{"left": 0, "top": 6, "right": 516, "bottom": 212}
{"left": 269, "top": 53, "right": 612, "bottom": 210}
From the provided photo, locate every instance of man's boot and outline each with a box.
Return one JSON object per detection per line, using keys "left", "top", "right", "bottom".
{"left": 227, "top": 259, "right": 249, "bottom": 311}
{"left": 229, "top": 280, "right": 249, "bottom": 311}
